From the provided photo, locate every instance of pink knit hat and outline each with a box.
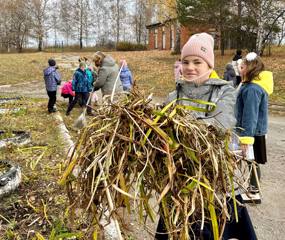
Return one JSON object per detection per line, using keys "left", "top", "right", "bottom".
{"left": 181, "top": 33, "right": 215, "bottom": 68}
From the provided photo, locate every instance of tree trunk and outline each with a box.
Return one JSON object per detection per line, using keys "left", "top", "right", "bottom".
{"left": 277, "top": 19, "right": 285, "bottom": 46}
{"left": 80, "top": 35, "right": 83, "bottom": 49}
{"left": 220, "top": 29, "right": 225, "bottom": 56}
{"left": 219, "top": 3, "right": 225, "bottom": 56}
{"left": 80, "top": 4, "right": 83, "bottom": 49}
{"left": 16, "top": 41, "right": 22, "bottom": 53}
{"left": 256, "top": 2, "right": 265, "bottom": 55}
{"left": 138, "top": 14, "right": 142, "bottom": 44}
{"left": 116, "top": 0, "right": 120, "bottom": 44}
{"left": 38, "top": 36, "right": 43, "bottom": 51}
{"left": 236, "top": 0, "right": 242, "bottom": 49}
{"left": 173, "top": 19, "right": 181, "bottom": 54}
{"left": 256, "top": 26, "right": 265, "bottom": 55}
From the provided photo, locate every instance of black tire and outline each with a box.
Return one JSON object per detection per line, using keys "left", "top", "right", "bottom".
{"left": 0, "top": 97, "right": 22, "bottom": 104}
{"left": 0, "top": 130, "right": 31, "bottom": 149}
{"left": 0, "top": 160, "right": 21, "bottom": 197}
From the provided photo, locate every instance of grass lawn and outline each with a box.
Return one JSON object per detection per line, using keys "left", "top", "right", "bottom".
{"left": 0, "top": 98, "right": 70, "bottom": 239}
{"left": 0, "top": 47, "right": 284, "bottom": 102}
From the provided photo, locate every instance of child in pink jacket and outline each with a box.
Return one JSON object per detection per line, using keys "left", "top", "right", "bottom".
{"left": 174, "top": 58, "right": 182, "bottom": 81}
{"left": 61, "top": 80, "right": 75, "bottom": 104}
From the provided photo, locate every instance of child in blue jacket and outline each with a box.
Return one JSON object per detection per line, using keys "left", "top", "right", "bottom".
{"left": 119, "top": 60, "right": 133, "bottom": 92}
{"left": 43, "top": 59, "right": 61, "bottom": 113}
{"left": 66, "top": 62, "right": 93, "bottom": 116}
{"left": 235, "top": 52, "right": 274, "bottom": 203}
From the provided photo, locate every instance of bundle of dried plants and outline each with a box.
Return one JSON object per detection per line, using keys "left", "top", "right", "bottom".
{"left": 60, "top": 91, "right": 243, "bottom": 240}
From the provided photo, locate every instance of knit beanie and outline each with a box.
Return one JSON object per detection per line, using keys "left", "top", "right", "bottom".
{"left": 48, "top": 59, "right": 56, "bottom": 67}
{"left": 181, "top": 33, "right": 214, "bottom": 68}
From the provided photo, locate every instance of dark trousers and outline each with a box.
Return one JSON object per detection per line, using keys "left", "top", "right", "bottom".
{"left": 61, "top": 93, "right": 74, "bottom": 105}
{"left": 47, "top": 91, "right": 57, "bottom": 112}
{"left": 66, "top": 92, "right": 91, "bottom": 114}
{"left": 235, "top": 76, "right": 241, "bottom": 87}
{"left": 155, "top": 195, "right": 257, "bottom": 240}
{"left": 250, "top": 135, "right": 267, "bottom": 188}
{"left": 123, "top": 86, "right": 131, "bottom": 92}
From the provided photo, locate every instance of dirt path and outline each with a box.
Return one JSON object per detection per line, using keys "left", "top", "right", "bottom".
{"left": 247, "top": 115, "right": 285, "bottom": 240}
{"left": 0, "top": 54, "right": 80, "bottom": 99}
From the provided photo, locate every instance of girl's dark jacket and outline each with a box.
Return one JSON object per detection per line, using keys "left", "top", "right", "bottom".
{"left": 72, "top": 68, "right": 89, "bottom": 93}
{"left": 43, "top": 66, "right": 61, "bottom": 92}
{"left": 223, "top": 63, "right": 236, "bottom": 82}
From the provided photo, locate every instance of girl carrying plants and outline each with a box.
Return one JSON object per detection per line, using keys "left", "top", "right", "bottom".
{"left": 155, "top": 33, "right": 257, "bottom": 240}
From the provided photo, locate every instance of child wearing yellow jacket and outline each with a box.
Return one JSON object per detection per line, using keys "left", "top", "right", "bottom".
{"left": 235, "top": 52, "right": 274, "bottom": 203}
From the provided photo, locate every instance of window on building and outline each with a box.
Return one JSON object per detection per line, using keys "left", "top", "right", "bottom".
{"left": 170, "top": 25, "right": 175, "bottom": 50}
{"left": 162, "top": 27, "right": 166, "bottom": 49}
{"left": 154, "top": 29, "right": 158, "bottom": 49}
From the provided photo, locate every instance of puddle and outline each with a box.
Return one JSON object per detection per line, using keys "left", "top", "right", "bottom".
{"left": 0, "top": 130, "right": 31, "bottom": 149}
{"left": 0, "top": 160, "right": 21, "bottom": 197}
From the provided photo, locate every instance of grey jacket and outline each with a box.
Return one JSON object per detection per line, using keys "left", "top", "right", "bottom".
{"left": 93, "top": 56, "right": 122, "bottom": 96}
{"left": 166, "top": 78, "right": 237, "bottom": 129}
{"left": 223, "top": 63, "right": 236, "bottom": 83}
{"left": 43, "top": 66, "right": 61, "bottom": 92}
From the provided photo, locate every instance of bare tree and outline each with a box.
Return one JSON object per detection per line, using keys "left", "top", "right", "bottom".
{"left": 59, "top": 0, "right": 75, "bottom": 46}
{"left": 0, "top": 0, "right": 13, "bottom": 51}
{"left": 116, "top": 0, "right": 120, "bottom": 44}
{"left": 50, "top": 0, "right": 60, "bottom": 47}
{"left": 28, "top": 0, "right": 50, "bottom": 51}
{"left": 0, "top": 0, "right": 32, "bottom": 52}
{"left": 108, "top": 0, "right": 126, "bottom": 44}
{"left": 62, "top": 0, "right": 92, "bottom": 48}
{"left": 91, "top": 0, "right": 113, "bottom": 46}
{"left": 243, "top": 0, "right": 285, "bottom": 55}
{"left": 277, "top": 17, "right": 285, "bottom": 46}
{"left": 133, "top": 0, "right": 149, "bottom": 44}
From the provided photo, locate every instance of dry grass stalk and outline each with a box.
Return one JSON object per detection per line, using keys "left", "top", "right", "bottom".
{"left": 61, "top": 90, "right": 242, "bottom": 239}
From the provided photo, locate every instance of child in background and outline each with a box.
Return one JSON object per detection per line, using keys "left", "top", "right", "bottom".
{"left": 61, "top": 80, "right": 75, "bottom": 105}
{"left": 235, "top": 52, "right": 274, "bottom": 204}
{"left": 66, "top": 62, "right": 93, "bottom": 116}
{"left": 119, "top": 59, "right": 133, "bottom": 92}
{"left": 232, "top": 49, "right": 243, "bottom": 87}
{"left": 43, "top": 59, "right": 61, "bottom": 113}
{"left": 78, "top": 57, "right": 97, "bottom": 106}
{"left": 85, "top": 65, "right": 95, "bottom": 90}
{"left": 223, "top": 62, "right": 236, "bottom": 84}
{"left": 174, "top": 58, "right": 182, "bottom": 81}
{"left": 87, "top": 65, "right": 99, "bottom": 105}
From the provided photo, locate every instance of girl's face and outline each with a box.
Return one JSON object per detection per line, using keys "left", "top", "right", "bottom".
{"left": 239, "top": 61, "right": 247, "bottom": 77}
{"left": 182, "top": 56, "right": 211, "bottom": 82}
